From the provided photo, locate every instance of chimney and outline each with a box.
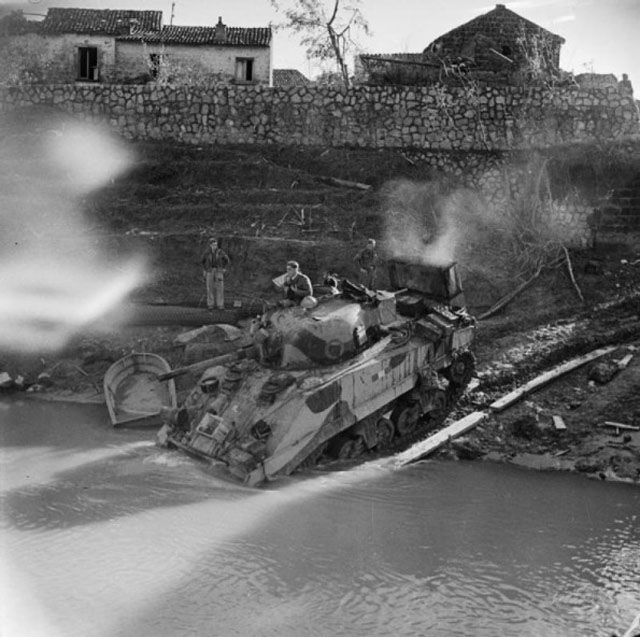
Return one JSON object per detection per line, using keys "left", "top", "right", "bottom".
{"left": 215, "top": 16, "right": 227, "bottom": 43}
{"left": 495, "top": 4, "right": 506, "bottom": 8}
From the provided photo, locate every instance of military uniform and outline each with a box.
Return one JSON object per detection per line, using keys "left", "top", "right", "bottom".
{"left": 354, "top": 245, "right": 379, "bottom": 289}
{"left": 201, "top": 243, "right": 231, "bottom": 309}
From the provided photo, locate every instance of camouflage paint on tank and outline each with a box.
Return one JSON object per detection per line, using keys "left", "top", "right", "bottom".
{"left": 306, "top": 381, "right": 342, "bottom": 413}
{"left": 159, "top": 259, "right": 477, "bottom": 487}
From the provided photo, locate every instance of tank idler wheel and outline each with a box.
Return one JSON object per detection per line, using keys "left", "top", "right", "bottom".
{"left": 447, "top": 351, "right": 475, "bottom": 387}
{"left": 375, "top": 417, "right": 395, "bottom": 449}
{"left": 299, "top": 442, "right": 328, "bottom": 469}
{"left": 392, "top": 401, "right": 421, "bottom": 437}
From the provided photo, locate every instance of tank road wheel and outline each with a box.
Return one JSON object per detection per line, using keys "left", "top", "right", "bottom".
{"left": 330, "top": 435, "right": 366, "bottom": 460}
{"left": 374, "top": 417, "right": 395, "bottom": 449}
{"left": 391, "top": 401, "right": 421, "bottom": 437}
{"left": 446, "top": 352, "right": 475, "bottom": 388}
{"left": 423, "top": 389, "right": 448, "bottom": 429}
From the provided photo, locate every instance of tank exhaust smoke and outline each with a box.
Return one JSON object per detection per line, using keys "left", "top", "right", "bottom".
{"left": 381, "top": 178, "right": 498, "bottom": 268}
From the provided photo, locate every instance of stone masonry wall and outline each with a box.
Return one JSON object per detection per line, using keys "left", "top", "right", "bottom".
{"left": 1, "top": 82, "right": 638, "bottom": 246}
{"left": 1, "top": 83, "right": 637, "bottom": 151}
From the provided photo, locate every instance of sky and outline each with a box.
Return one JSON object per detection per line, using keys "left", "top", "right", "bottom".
{"left": 2, "top": 0, "right": 639, "bottom": 92}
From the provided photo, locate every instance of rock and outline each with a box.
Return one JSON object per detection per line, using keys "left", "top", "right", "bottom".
{"left": 587, "top": 361, "right": 618, "bottom": 384}
{"left": 509, "top": 414, "right": 541, "bottom": 440}
{"left": 36, "top": 372, "right": 54, "bottom": 388}
{"left": 450, "top": 439, "right": 485, "bottom": 460}
{"left": 0, "top": 372, "right": 14, "bottom": 390}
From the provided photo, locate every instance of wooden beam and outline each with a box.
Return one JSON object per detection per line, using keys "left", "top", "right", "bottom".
{"left": 489, "top": 346, "right": 618, "bottom": 413}
{"left": 599, "top": 421, "right": 640, "bottom": 431}
{"left": 394, "top": 411, "right": 488, "bottom": 467}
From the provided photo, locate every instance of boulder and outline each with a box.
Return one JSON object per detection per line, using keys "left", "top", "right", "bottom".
{"left": 587, "top": 361, "right": 618, "bottom": 384}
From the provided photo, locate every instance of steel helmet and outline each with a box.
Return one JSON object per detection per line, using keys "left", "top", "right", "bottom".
{"left": 300, "top": 296, "right": 318, "bottom": 309}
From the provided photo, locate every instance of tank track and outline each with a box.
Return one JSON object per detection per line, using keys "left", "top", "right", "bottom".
{"left": 297, "top": 352, "right": 475, "bottom": 474}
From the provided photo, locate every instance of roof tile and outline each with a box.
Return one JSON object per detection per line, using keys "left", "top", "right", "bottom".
{"left": 42, "top": 8, "right": 162, "bottom": 35}
{"left": 117, "top": 25, "right": 272, "bottom": 47}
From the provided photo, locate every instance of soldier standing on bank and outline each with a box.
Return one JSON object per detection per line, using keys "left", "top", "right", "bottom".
{"left": 201, "top": 236, "right": 230, "bottom": 310}
{"left": 353, "top": 238, "right": 379, "bottom": 290}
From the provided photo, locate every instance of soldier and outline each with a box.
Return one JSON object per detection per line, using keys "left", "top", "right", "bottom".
{"left": 353, "top": 238, "right": 379, "bottom": 289}
{"left": 201, "top": 236, "right": 230, "bottom": 310}
{"left": 282, "top": 260, "right": 313, "bottom": 306}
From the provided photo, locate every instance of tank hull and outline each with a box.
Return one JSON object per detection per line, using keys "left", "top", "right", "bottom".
{"left": 158, "top": 304, "right": 475, "bottom": 486}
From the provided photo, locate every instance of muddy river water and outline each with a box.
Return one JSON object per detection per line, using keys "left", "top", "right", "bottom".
{"left": 1, "top": 398, "right": 639, "bottom": 637}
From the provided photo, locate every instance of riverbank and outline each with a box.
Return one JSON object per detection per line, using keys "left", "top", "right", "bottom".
{"left": 1, "top": 140, "right": 639, "bottom": 485}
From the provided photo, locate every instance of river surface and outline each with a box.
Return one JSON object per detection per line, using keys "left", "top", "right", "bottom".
{"left": 1, "top": 398, "right": 639, "bottom": 637}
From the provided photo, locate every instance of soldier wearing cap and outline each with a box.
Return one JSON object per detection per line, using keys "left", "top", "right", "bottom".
{"left": 201, "top": 236, "right": 230, "bottom": 310}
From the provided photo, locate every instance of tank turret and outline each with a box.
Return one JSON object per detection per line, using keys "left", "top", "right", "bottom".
{"left": 157, "top": 258, "right": 476, "bottom": 486}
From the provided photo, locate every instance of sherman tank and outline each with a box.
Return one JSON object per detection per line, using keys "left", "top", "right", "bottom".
{"left": 157, "top": 257, "right": 476, "bottom": 486}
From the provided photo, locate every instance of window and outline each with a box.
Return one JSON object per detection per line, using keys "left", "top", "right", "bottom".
{"left": 235, "top": 58, "right": 254, "bottom": 82}
{"left": 149, "top": 53, "right": 163, "bottom": 79}
{"left": 78, "top": 46, "right": 98, "bottom": 81}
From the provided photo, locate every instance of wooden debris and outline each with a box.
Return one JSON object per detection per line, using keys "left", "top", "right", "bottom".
{"left": 394, "top": 411, "right": 488, "bottom": 467}
{"left": 316, "top": 175, "right": 371, "bottom": 191}
{"left": 553, "top": 449, "right": 570, "bottom": 457}
{"left": 616, "top": 353, "right": 634, "bottom": 369}
{"left": 552, "top": 415, "right": 567, "bottom": 430}
{"left": 477, "top": 264, "right": 542, "bottom": 320}
{"left": 599, "top": 421, "right": 640, "bottom": 432}
{"left": 562, "top": 245, "right": 585, "bottom": 302}
{"left": 489, "top": 345, "right": 618, "bottom": 412}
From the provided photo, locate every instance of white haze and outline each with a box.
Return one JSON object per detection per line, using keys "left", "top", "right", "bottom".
{"left": 381, "top": 178, "right": 505, "bottom": 269}
{"left": 0, "top": 111, "right": 146, "bottom": 353}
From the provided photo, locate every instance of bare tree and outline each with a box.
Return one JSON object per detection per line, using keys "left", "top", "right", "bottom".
{"left": 270, "top": 0, "right": 370, "bottom": 88}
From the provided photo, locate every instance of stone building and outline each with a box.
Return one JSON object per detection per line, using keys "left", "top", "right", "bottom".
{"left": 2, "top": 8, "right": 272, "bottom": 85}
{"left": 272, "top": 69, "right": 312, "bottom": 88}
{"left": 358, "top": 3, "right": 565, "bottom": 86}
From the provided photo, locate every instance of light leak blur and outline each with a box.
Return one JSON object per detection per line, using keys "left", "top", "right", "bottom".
{"left": 0, "top": 111, "right": 146, "bottom": 354}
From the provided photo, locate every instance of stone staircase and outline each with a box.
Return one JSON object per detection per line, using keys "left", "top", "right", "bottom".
{"left": 594, "top": 174, "right": 640, "bottom": 232}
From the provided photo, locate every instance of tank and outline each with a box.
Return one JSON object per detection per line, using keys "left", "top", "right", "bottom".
{"left": 157, "top": 258, "right": 476, "bottom": 486}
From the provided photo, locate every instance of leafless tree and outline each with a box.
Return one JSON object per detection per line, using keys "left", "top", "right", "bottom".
{"left": 270, "top": 0, "right": 370, "bottom": 88}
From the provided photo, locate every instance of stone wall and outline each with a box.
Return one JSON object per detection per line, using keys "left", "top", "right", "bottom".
{"left": 1, "top": 82, "right": 638, "bottom": 247}
{"left": 1, "top": 83, "right": 637, "bottom": 151}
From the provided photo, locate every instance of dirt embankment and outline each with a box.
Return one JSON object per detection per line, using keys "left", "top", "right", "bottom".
{"left": 2, "top": 141, "right": 639, "bottom": 483}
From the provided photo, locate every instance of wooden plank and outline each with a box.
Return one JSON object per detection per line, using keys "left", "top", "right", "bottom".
{"left": 394, "top": 411, "right": 488, "bottom": 467}
{"left": 599, "top": 421, "right": 640, "bottom": 431}
{"left": 552, "top": 415, "right": 567, "bottom": 430}
{"left": 616, "top": 353, "right": 633, "bottom": 369}
{"left": 489, "top": 346, "right": 618, "bottom": 413}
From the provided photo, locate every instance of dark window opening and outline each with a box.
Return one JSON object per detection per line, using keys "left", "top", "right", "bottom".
{"left": 235, "top": 58, "right": 254, "bottom": 82}
{"left": 78, "top": 46, "right": 98, "bottom": 81}
{"left": 149, "top": 53, "right": 162, "bottom": 79}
